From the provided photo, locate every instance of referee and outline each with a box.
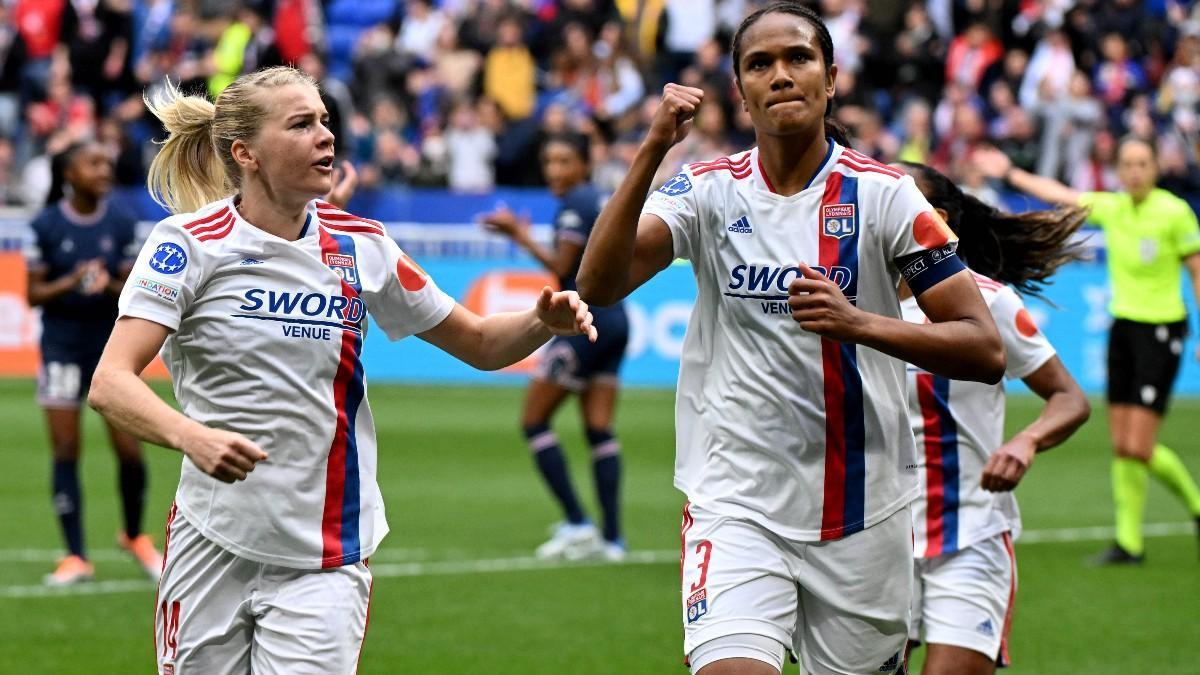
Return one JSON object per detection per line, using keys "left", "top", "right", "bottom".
{"left": 976, "top": 137, "right": 1200, "bottom": 564}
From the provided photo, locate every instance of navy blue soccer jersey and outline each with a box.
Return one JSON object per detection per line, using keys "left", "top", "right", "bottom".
{"left": 553, "top": 183, "right": 607, "bottom": 294}
{"left": 24, "top": 200, "right": 139, "bottom": 329}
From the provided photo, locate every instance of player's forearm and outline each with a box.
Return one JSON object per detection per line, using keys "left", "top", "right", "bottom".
{"left": 853, "top": 313, "right": 1005, "bottom": 383}
{"left": 1006, "top": 167, "right": 1080, "bottom": 207}
{"left": 471, "top": 308, "right": 553, "bottom": 371}
{"left": 1017, "top": 390, "right": 1090, "bottom": 452}
{"left": 578, "top": 141, "right": 669, "bottom": 305}
{"left": 26, "top": 276, "right": 78, "bottom": 306}
{"left": 88, "top": 366, "right": 199, "bottom": 451}
{"left": 516, "top": 231, "right": 565, "bottom": 278}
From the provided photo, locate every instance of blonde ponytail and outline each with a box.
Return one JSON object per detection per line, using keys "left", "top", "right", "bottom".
{"left": 145, "top": 67, "right": 319, "bottom": 215}
{"left": 145, "top": 81, "right": 232, "bottom": 214}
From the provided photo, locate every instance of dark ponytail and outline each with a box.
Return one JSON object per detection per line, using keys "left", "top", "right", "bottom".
{"left": 899, "top": 162, "right": 1088, "bottom": 298}
{"left": 731, "top": 2, "right": 849, "bottom": 146}
{"left": 44, "top": 142, "right": 88, "bottom": 209}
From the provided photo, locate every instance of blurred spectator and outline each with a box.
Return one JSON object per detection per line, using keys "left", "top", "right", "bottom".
{"left": 445, "top": 99, "right": 497, "bottom": 192}
{"left": 208, "top": 3, "right": 280, "bottom": 98}
{"left": 484, "top": 14, "right": 535, "bottom": 121}
{"left": 0, "top": 2, "right": 28, "bottom": 138}
{"left": 273, "top": 0, "right": 325, "bottom": 65}
{"left": 891, "top": 1, "right": 944, "bottom": 104}
{"left": 593, "top": 21, "right": 645, "bottom": 120}
{"left": 1070, "top": 129, "right": 1120, "bottom": 193}
{"left": 432, "top": 22, "right": 481, "bottom": 101}
{"left": 896, "top": 98, "right": 933, "bottom": 165}
{"left": 1019, "top": 29, "right": 1075, "bottom": 109}
{"left": 297, "top": 52, "right": 356, "bottom": 158}
{"left": 658, "top": 0, "right": 715, "bottom": 86}
{"left": 396, "top": 0, "right": 445, "bottom": 63}
{"left": 61, "top": 0, "right": 135, "bottom": 114}
{"left": 1034, "top": 69, "right": 1102, "bottom": 182}
{"left": 945, "top": 22, "right": 1002, "bottom": 90}
{"left": 1094, "top": 32, "right": 1148, "bottom": 125}
{"left": 0, "top": 137, "right": 21, "bottom": 205}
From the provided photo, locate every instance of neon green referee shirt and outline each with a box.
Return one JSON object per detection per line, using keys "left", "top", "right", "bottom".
{"left": 1080, "top": 188, "right": 1200, "bottom": 324}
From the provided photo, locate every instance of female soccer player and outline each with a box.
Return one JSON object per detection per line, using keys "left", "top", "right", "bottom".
{"left": 481, "top": 133, "right": 630, "bottom": 561}
{"left": 24, "top": 141, "right": 163, "bottom": 586}
{"left": 577, "top": 4, "right": 1004, "bottom": 674}
{"left": 977, "top": 139, "right": 1200, "bottom": 565}
{"left": 897, "top": 162, "right": 1091, "bottom": 675}
{"left": 87, "top": 66, "right": 595, "bottom": 674}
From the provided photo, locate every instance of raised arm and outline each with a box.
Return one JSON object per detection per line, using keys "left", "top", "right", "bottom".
{"left": 974, "top": 146, "right": 1082, "bottom": 207}
{"left": 577, "top": 84, "right": 704, "bottom": 306}
{"left": 789, "top": 265, "right": 1006, "bottom": 383}
{"left": 980, "top": 356, "right": 1090, "bottom": 492}
{"left": 480, "top": 207, "right": 581, "bottom": 280}
{"left": 89, "top": 317, "right": 268, "bottom": 483}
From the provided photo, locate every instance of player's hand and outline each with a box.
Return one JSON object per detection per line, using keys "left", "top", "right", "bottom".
{"left": 324, "top": 160, "right": 359, "bottom": 210}
{"left": 981, "top": 433, "right": 1036, "bottom": 492}
{"left": 787, "top": 263, "right": 867, "bottom": 342}
{"left": 85, "top": 260, "right": 110, "bottom": 295}
{"left": 536, "top": 287, "right": 597, "bottom": 342}
{"left": 972, "top": 146, "right": 1013, "bottom": 180}
{"left": 180, "top": 424, "right": 269, "bottom": 484}
{"left": 479, "top": 206, "right": 528, "bottom": 241}
{"left": 646, "top": 84, "right": 704, "bottom": 152}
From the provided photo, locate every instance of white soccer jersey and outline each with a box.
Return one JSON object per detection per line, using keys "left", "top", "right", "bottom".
{"left": 902, "top": 273, "right": 1056, "bottom": 557}
{"left": 643, "top": 143, "right": 963, "bottom": 541}
{"left": 119, "top": 197, "right": 455, "bottom": 569}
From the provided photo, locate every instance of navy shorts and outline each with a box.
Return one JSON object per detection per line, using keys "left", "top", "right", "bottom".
{"left": 38, "top": 342, "right": 104, "bottom": 409}
{"left": 535, "top": 306, "right": 629, "bottom": 391}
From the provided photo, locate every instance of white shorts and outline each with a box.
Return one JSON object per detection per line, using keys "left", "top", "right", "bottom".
{"left": 680, "top": 501, "right": 913, "bottom": 675}
{"left": 910, "top": 531, "right": 1017, "bottom": 666}
{"left": 154, "top": 504, "right": 373, "bottom": 675}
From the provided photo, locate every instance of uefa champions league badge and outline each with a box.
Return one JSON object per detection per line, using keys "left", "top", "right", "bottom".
{"left": 822, "top": 203, "right": 857, "bottom": 239}
{"left": 658, "top": 172, "right": 693, "bottom": 196}
{"left": 324, "top": 252, "right": 359, "bottom": 286}
{"left": 686, "top": 589, "right": 708, "bottom": 624}
{"left": 150, "top": 242, "right": 188, "bottom": 274}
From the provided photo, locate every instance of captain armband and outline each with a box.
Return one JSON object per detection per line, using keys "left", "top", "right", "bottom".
{"left": 895, "top": 243, "right": 966, "bottom": 296}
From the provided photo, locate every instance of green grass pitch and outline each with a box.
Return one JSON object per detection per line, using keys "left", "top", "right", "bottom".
{"left": 0, "top": 378, "right": 1197, "bottom": 673}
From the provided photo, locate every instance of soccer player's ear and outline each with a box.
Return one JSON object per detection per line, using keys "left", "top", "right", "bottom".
{"left": 230, "top": 139, "right": 258, "bottom": 173}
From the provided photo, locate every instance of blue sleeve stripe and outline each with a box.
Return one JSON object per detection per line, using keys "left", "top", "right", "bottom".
{"left": 897, "top": 245, "right": 967, "bottom": 296}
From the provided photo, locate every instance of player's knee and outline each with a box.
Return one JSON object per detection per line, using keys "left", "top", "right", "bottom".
{"left": 690, "top": 634, "right": 785, "bottom": 675}
{"left": 1113, "top": 441, "right": 1151, "bottom": 461}
{"left": 586, "top": 427, "right": 619, "bottom": 459}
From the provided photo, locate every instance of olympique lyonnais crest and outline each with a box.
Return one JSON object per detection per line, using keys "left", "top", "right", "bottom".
{"left": 686, "top": 589, "right": 708, "bottom": 624}
{"left": 822, "top": 203, "right": 857, "bottom": 239}
{"left": 324, "top": 252, "right": 359, "bottom": 286}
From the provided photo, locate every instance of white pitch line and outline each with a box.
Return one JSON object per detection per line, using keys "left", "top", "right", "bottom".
{"left": 0, "top": 522, "right": 1192, "bottom": 599}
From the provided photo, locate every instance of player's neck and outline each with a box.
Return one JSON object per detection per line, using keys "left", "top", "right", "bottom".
{"left": 756, "top": 132, "right": 830, "bottom": 197}
{"left": 235, "top": 186, "right": 311, "bottom": 241}
{"left": 68, "top": 192, "right": 99, "bottom": 215}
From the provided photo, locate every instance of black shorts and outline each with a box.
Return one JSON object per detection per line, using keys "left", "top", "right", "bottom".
{"left": 535, "top": 306, "right": 629, "bottom": 392}
{"left": 1107, "top": 318, "right": 1188, "bottom": 415}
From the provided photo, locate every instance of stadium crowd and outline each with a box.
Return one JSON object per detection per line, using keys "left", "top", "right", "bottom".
{"left": 3, "top": 0, "right": 1200, "bottom": 207}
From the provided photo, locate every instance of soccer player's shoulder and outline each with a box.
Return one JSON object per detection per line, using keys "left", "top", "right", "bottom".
{"left": 160, "top": 199, "right": 238, "bottom": 248}
{"left": 313, "top": 200, "right": 386, "bottom": 239}
{"left": 834, "top": 147, "right": 908, "bottom": 188}
{"left": 682, "top": 150, "right": 755, "bottom": 189}
{"left": 970, "top": 270, "right": 1008, "bottom": 305}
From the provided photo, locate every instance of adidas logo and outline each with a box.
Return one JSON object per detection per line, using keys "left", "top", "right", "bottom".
{"left": 728, "top": 216, "right": 752, "bottom": 234}
{"left": 878, "top": 651, "right": 901, "bottom": 672}
{"left": 976, "top": 618, "right": 995, "bottom": 637}
{"left": 240, "top": 258, "right": 264, "bottom": 266}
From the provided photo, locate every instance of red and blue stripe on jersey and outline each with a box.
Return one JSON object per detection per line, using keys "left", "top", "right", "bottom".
{"left": 318, "top": 226, "right": 366, "bottom": 567}
{"left": 916, "top": 372, "right": 960, "bottom": 557}
{"left": 818, "top": 171, "right": 868, "bottom": 540}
